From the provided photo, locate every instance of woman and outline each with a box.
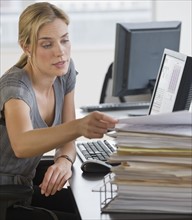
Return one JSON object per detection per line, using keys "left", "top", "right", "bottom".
{"left": 0, "top": 2, "right": 118, "bottom": 220}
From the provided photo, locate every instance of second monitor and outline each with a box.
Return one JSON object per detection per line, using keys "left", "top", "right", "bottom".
{"left": 148, "top": 48, "right": 192, "bottom": 115}
{"left": 112, "top": 21, "right": 181, "bottom": 99}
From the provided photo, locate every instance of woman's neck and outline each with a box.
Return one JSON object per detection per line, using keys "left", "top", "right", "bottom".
{"left": 23, "top": 63, "right": 55, "bottom": 95}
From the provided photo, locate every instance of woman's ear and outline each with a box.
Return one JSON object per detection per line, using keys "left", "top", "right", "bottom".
{"left": 21, "top": 42, "right": 31, "bottom": 56}
{"left": 26, "top": 50, "right": 31, "bottom": 57}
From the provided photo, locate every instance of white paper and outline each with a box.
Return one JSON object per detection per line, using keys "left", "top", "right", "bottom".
{"left": 115, "top": 111, "right": 192, "bottom": 137}
{"left": 117, "top": 110, "right": 191, "bottom": 125}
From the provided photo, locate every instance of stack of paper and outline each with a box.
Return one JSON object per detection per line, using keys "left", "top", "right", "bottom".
{"left": 104, "top": 110, "right": 192, "bottom": 214}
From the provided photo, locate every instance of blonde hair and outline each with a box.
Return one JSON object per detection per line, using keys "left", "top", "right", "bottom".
{"left": 15, "top": 2, "right": 70, "bottom": 68}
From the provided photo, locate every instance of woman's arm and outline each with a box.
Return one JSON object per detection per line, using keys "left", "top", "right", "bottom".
{"left": 4, "top": 98, "right": 79, "bottom": 158}
{"left": 5, "top": 90, "right": 118, "bottom": 196}
{"left": 40, "top": 90, "right": 77, "bottom": 196}
{"left": 4, "top": 93, "right": 117, "bottom": 158}
{"left": 54, "top": 89, "right": 77, "bottom": 164}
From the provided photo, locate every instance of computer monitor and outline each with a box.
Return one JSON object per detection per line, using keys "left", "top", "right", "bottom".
{"left": 112, "top": 21, "right": 181, "bottom": 99}
{"left": 148, "top": 48, "right": 192, "bottom": 115}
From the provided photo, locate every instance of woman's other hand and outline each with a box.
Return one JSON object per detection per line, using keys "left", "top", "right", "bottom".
{"left": 39, "top": 157, "right": 72, "bottom": 196}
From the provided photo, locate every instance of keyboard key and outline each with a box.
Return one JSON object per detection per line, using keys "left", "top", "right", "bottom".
{"left": 76, "top": 140, "right": 116, "bottom": 163}
{"left": 80, "top": 101, "right": 150, "bottom": 112}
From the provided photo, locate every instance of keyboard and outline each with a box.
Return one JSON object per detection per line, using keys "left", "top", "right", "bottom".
{"left": 80, "top": 101, "right": 150, "bottom": 112}
{"left": 76, "top": 140, "right": 116, "bottom": 163}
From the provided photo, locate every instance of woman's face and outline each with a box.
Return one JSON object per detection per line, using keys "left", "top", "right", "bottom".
{"left": 32, "top": 18, "right": 71, "bottom": 77}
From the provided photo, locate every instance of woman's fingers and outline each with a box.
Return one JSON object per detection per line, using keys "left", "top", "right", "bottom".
{"left": 40, "top": 164, "right": 69, "bottom": 196}
{"left": 83, "top": 112, "right": 118, "bottom": 138}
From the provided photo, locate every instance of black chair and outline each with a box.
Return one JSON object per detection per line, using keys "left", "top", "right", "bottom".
{"left": 0, "top": 185, "right": 33, "bottom": 220}
{"left": 0, "top": 156, "right": 54, "bottom": 220}
{"left": 33, "top": 156, "right": 54, "bottom": 185}
{"left": 99, "top": 62, "right": 126, "bottom": 104}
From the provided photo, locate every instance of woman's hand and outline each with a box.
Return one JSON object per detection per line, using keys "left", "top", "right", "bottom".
{"left": 79, "top": 111, "right": 118, "bottom": 139}
{"left": 38, "top": 111, "right": 117, "bottom": 196}
{"left": 39, "top": 157, "right": 72, "bottom": 196}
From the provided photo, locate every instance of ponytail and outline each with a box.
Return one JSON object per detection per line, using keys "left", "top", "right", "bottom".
{"left": 15, "top": 53, "right": 28, "bottom": 69}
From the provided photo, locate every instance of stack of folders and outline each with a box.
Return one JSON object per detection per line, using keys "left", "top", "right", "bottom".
{"left": 103, "top": 110, "right": 192, "bottom": 214}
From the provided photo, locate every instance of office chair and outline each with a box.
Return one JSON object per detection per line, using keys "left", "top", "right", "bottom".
{"left": 33, "top": 156, "right": 54, "bottom": 185}
{"left": 0, "top": 184, "right": 33, "bottom": 220}
{"left": 99, "top": 62, "right": 126, "bottom": 104}
{"left": 0, "top": 157, "right": 54, "bottom": 220}
{"left": 99, "top": 62, "right": 152, "bottom": 105}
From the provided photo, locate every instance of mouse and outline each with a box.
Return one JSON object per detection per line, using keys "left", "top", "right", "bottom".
{"left": 81, "top": 160, "right": 112, "bottom": 173}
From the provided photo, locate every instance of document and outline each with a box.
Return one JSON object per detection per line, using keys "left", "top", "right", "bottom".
{"left": 115, "top": 132, "right": 191, "bottom": 149}
{"left": 116, "top": 110, "right": 192, "bottom": 136}
{"left": 108, "top": 154, "right": 192, "bottom": 164}
{"left": 117, "top": 110, "right": 191, "bottom": 125}
{"left": 99, "top": 110, "right": 192, "bottom": 214}
{"left": 111, "top": 162, "right": 191, "bottom": 183}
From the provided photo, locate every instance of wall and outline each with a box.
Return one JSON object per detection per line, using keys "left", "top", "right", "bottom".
{"left": 71, "top": 49, "right": 114, "bottom": 107}
{"left": 154, "top": 0, "right": 191, "bottom": 56}
{"left": 1, "top": 0, "right": 191, "bottom": 108}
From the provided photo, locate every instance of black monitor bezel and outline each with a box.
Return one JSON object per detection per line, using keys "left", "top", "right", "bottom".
{"left": 112, "top": 21, "right": 181, "bottom": 98}
{"left": 148, "top": 48, "right": 192, "bottom": 115}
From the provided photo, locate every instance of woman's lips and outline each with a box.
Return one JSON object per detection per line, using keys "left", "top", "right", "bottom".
{"left": 53, "top": 60, "right": 66, "bottom": 68}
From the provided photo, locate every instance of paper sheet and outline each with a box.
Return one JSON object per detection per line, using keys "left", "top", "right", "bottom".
{"left": 115, "top": 111, "right": 192, "bottom": 137}
{"left": 117, "top": 110, "right": 191, "bottom": 125}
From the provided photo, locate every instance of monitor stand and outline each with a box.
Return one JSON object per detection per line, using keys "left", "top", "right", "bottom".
{"left": 127, "top": 108, "right": 149, "bottom": 117}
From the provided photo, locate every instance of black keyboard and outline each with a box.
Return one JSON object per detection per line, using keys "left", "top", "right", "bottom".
{"left": 80, "top": 101, "right": 150, "bottom": 112}
{"left": 76, "top": 140, "right": 116, "bottom": 163}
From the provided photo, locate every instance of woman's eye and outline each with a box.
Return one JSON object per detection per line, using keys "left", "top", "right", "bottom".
{"left": 61, "top": 39, "right": 69, "bottom": 44}
{"left": 42, "top": 43, "right": 52, "bottom": 48}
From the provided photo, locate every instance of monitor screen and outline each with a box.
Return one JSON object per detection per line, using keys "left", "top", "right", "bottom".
{"left": 112, "top": 21, "right": 181, "bottom": 99}
{"left": 148, "top": 48, "right": 192, "bottom": 115}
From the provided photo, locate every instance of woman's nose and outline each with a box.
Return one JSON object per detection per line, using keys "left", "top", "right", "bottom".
{"left": 55, "top": 44, "right": 65, "bottom": 57}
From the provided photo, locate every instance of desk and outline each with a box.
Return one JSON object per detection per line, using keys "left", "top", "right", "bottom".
{"left": 75, "top": 108, "right": 148, "bottom": 119}
{"left": 69, "top": 109, "right": 191, "bottom": 220}
{"left": 46, "top": 109, "right": 191, "bottom": 220}
{"left": 69, "top": 110, "right": 192, "bottom": 220}
{"left": 70, "top": 156, "right": 129, "bottom": 220}
{"left": 69, "top": 157, "right": 192, "bottom": 220}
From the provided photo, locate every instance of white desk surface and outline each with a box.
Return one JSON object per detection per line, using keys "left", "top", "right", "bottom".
{"left": 76, "top": 108, "right": 149, "bottom": 119}
{"left": 44, "top": 108, "right": 191, "bottom": 220}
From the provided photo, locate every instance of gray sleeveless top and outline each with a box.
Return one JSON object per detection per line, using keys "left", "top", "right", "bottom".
{"left": 0, "top": 59, "right": 77, "bottom": 187}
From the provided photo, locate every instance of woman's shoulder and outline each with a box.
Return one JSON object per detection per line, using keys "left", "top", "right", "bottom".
{"left": 0, "top": 66, "right": 34, "bottom": 110}
{"left": 1, "top": 66, "right": 25, "bottom": 80}
{"left": 0, "top": 66, "right": 30, "bottom": 87}
{"left": 0, "top": 66, "right": 32, "bottom": 98}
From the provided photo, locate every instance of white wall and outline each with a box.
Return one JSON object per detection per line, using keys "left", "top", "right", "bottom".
{"left": 73, "top": 0, "right": 192, "bottom": 107}
{"left": 72, "top": 49, "right": 114, "bottom": 107}
{"left": 1, "top": 0, "right": 191, "bottom": 108}
{"left": 154, "top": 0, "right": 192, "bottom": 56}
